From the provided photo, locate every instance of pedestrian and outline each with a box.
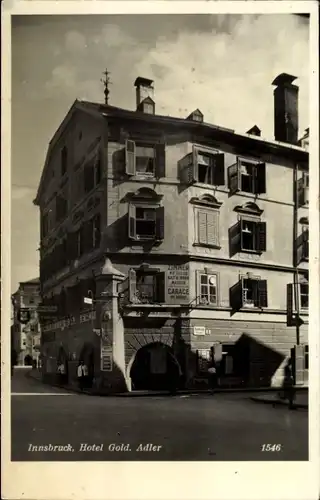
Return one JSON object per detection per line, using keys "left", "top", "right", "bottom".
{"left": 208, "top": 362, "right": 217, "bottom": 394}
{"left": 77, "top": 360, "right": 88, "bottom": 391}
{"left": 57, "top": 362, "right": 66, "bottom": 385}
{"left": 283, "top": 358, "right": 296, "bottom": 410}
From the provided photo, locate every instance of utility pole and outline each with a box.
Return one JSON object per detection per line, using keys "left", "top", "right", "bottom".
{"left": 101, "top": 68, "right": 111, "bottom": 105}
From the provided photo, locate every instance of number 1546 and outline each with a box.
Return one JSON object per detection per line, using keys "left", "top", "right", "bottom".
{"left": 261, "top": 444, "right": 282, "bottom": 452}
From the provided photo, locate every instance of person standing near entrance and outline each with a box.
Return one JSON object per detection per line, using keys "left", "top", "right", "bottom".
{"left": 77, "top": 360, "right": 88, "bottom": 391}
{"left": 283, "top": 358, "right": 296, "bottom": 409}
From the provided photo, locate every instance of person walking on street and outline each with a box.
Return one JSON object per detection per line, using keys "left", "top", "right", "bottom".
{"left": 208, "top": 362, "right": 218, "bottom": 394}
{"left": 284, "top": 358, "right": 296, "bottom": 410}
{"left": 77, "top": 360, "right": 88, "bottom": 391}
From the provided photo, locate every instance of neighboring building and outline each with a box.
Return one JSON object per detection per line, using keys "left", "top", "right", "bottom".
{"left": 34, "top": 73, "right": 309, "bottom": 392}
{"left": 12, "top": 278, "right": 41, "bottom": 365}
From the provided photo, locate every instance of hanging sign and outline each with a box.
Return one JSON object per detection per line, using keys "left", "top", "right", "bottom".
{"left": 17, "top": 308, "right": 31, "bottom": 324}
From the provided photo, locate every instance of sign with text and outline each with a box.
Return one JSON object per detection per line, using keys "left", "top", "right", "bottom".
{"left": 101, "top": 347, "right": 113, "bottom": 372}
{"left": 166, "top": 264, "right": 189, "bottom": 304}
{"left": 193, "top": 326, "right": 206, "bottom": 336}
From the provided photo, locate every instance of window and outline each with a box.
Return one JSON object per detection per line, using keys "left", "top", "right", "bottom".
{"left": 297, "top": 172, "right": 309, "bottom": 207}
{"left": 230, "top": 277, "right": 268, "bottom": 310}
{"left": 136, "top": 145, "right": 156, "bottom": 176}
{"left": 83, "top": 151, "right": 101, "bottom": 195}
{"left": 180, "top": 146, "right": 225, "bottom": 186}
{"left": 300, "top": 283, "right": 309, "bottom": 309}
{"left": 230, "top": 217, "right": 266, "bottom": 255}
{"left": 228, "top": 158, "right": 266, "bottom": 195}
{"left": 197, "top": 349, "right": 211, "bottom": 374}
{"left": 197, "top": 210, "right": 219, "bottom": 247}
{"left": 128, "top": 268, "right": 165, "bottom": 304}
{"left": 128, "top": 204, "right": 164, "bottom": 241}
{"left": 125, "top": 139, "right": 166, "bottom": 178}
{"left": 61, "top": 146, "right": 68, "bottom": 177}
{"left": 93, "top": 214, "right": 101, "bottom": 249}
{"left": 304, "top": 345, "right": 309, "bottom": 370}
{"left": 55, "top": 195, "right": 68, "bottom": 223}
{"left": 42, "top": 213, "right": 49, "bottom": 238}
{"left": 296, "top": 226, "right": 309, "bottom": 263}
{"left": 199, "top": 273, "right": 218, "bottom": 306}
{"left": 142, "top": 102, "right": 154, "bottom": 114}
{"left": 84, "top": 163, "right": 95, "bottom": 193}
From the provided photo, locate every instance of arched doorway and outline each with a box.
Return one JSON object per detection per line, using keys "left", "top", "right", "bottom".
{"left": 130, "top": 342, "right": 181, "bottom": 391}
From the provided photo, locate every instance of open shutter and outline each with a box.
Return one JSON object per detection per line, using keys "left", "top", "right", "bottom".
{"left": 295, "top": 232, "right": 305, "bottom": 265}
{"left": 206, "top": 210, "right": 219, "bottom": 246}
{"left": 255, "top": 163, "right": 266, "bottom": 194}
{"left": 297, "top": 177, "right": 305, "bottom": 207}
{"left": 303, "top": 172, "right": 309, "bottom": 204}
{"left": 155, "top": 143, "right": 166, "bottom": 178}
{"left": 257, "top": 221, "right": 267, "bottom": 252}
{"left": 229, "top": 280, "right": 243, "bottom": 311}
{"left": 286, "top": 283, "right": 294, "bottom": 326}
{"left": 128, "top": 204, "right": 136, "bottom": 239}
{"left": 155, "top": 272, "right": 165, "bottom": 303}
{"left": 257, "top": 280, "right": 268, "bottom": 308}
{"left": 228, "top": 221, "right": 241, "bottom": 257}
{"left": 303, "top": 230, "right": 309, "bottom": 260}
{"left": 293, "top": 344, "right": 305, "bottom": 385}
{"left": 213, "top": 153, "right": 225, "bottom": 186}
{"left": 125, "top": 139, "right": 136, "bottom": 176}
{"left": 228, "top": 161, "right": 240, "bottom": 194}
{"left": 155, "top": 206, "right": 165, "bottom": 240}
{"left": 128, "top": 269, "right": 137, "bottom": 303}
{"left": 187, "top": 150, "right": 198, "bottom": 184}
{"left": 213, "top": 343, "right": 223, "bottom": 363}
{"left": 198, "top": 211, "right": 208, "bottom": 245}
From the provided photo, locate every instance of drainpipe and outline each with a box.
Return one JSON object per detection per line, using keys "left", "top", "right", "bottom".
{"left": 293, "top": 161, "right": 300, "bottom": 346}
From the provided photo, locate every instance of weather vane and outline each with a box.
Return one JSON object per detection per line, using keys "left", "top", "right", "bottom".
{"left": 101, "top": 68, "right": 111, "bottom": 105}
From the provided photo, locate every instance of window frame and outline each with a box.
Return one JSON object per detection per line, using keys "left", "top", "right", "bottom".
{"left": 128, "top": 267, "right": 165, "bottom": 304}
{"left": 239, "top": 217, "right": 267, "bottom": 254}
{"left": 128, "top": 202, "right": 164, "bottom": 242}
{"left": 228, "top": 157, "right": 266, "bottom": 195}
{"left": 197, "top": 269, "right": 219, "bottom": 307}
{"left": 135, "top": 144, "right": 156, "bottom": 177}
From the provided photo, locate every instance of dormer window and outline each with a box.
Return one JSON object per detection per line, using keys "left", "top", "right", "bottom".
{"left": 137, "top": 97, "right": 155, "bottom": 115}
{"left": 187, "top": 109, "right": 204, "bottom": 123}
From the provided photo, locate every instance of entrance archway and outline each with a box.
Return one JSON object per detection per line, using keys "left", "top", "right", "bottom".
{"left": 129, "top": 342, "right": 181, "bottom": 391}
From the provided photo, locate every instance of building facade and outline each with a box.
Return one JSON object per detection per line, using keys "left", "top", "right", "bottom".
{"left": 34, "top": 73, "right": 309, "bottom": 392}
{"left": 11, "top": 278, "right": 41, "bottom": 365}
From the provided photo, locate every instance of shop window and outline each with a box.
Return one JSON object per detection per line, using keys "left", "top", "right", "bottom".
{"left": 297, "top": 171, "right": 309, "bottom": 207}
{"left": 128, "top": 204, "right": 164, "bottom": 241}
{"left": 61, "top": 146, "right": 68, "bottom": 177}
{"left": 198, "top": 272, "right": 218, "bottom": 306}
{"left": 230, "top": 276, "right": 268, "bottom": 310}
{"left": 228, "top": 158, "right": 266, "bottom": 195}
{"left": 125, "top": 139, "right": 165, "bottom": 178}
{"left": 128, "top": 268, "right": 165, "bottom": 304}
{"left": 179, "top": 146, "right": 225, "bottom": 186}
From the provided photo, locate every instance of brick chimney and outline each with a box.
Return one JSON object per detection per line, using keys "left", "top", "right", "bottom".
{"left": 272, "top": 73, "right": 299, "bottom": 144}
{"left": 134, "top": 77, "right": 155, "bottom": 114}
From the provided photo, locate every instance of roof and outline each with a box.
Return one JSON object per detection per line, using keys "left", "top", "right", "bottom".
{"left": 34, "top": 98, "right": 309, "bottom": 204}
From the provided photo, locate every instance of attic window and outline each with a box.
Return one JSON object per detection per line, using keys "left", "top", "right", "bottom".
{"left": 187, "top": 109, "right": 204, "bottom": 123}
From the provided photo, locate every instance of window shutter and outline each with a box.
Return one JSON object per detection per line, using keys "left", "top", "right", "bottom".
{"left": 128, "top": 269, "right": 137, "bottom": 303}
{"left": 213, "top": 343, "right": 223, "bottom": 363}
{"left": 213, "top": 153, "right": 225, "bottom": 185}
{"left": 206, "top": 210, "right": 219, "bottom": 246}
{"left": 229, "top": 280, "right": 243, "bottom": 311}
{"left": 125, "top": 139, "right": 136, "bottom": 176}
{"left": 255, "top": 163, "right": 266, "bottom": 194}
{"left": 228, "top": 161, "right": 240, "bottom": 194}
{"left": 155, "top": 206, "right": 165, "bottom": 240}
{"left": 295, "top": 232, "right": 305, "bottom": 265}
{"left": 293, "top": 344, "right": 305, "bottom": 385}
{"left": 155, "top": 143, "right": 166, "bottom": 178}
{"left": 297, "top": 177, "right": 305, "bottom": 207}
{"left": 286, "top": 283, "right": 294, "bottom": 326}
{"left": 155, "top": 272, "right": 165, "bottom": 303}
{"left": 257, "top": 280, "right": 268, "bottom": 308}
{"left": 229, "top": 221, "right": 241, "bottom": 257}
{"left": 187, "top": 149, "right": 198, "bottom": 184}
{"left": 303, "top": 230, "right": 309, "bottom": 260}
{"left": 128, "top": 204, "right": 136, "bottom": 239}
{"left": 257, "top": 221, "right": 267, "bottom": 252}
{"left": 198, "top": 211, "right": 208, "bottom": 244}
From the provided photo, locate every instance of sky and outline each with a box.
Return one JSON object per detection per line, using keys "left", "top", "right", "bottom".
{"left": 11, "top": 13, "right": 310, "bottom": 293}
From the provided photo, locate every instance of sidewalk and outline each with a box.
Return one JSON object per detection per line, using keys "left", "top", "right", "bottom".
{"left": 26, "top": 369, "right": 308, "bottom": 398}
{"left": 251, "top": 391, "right": 308, "bottom": 409}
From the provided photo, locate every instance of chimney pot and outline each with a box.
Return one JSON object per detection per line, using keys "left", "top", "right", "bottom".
{"left": 272, "top": 73, "right": 299, "bottom": 144}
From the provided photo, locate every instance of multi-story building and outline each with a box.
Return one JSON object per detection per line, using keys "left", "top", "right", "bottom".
{"left": 34, "top": 73, "right": 309, "bottom": 392}
{"left": 11, "top": 278, "right": 41, "bottom": 365}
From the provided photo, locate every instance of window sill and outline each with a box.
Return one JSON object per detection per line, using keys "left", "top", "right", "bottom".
{"left": 239, "top": 249, "right": 262, "bottom": 256}
{"left": 193, "top": 243, "right": 221, "bottom": 250}
{"left": 194, "top": 182, "right": 228, "bottom": 192}
{"left": 124, "top": 303, "right": 182, "bottom": 310}
{"left": 130, "top": 237, "right": 163, "bottom": 243}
